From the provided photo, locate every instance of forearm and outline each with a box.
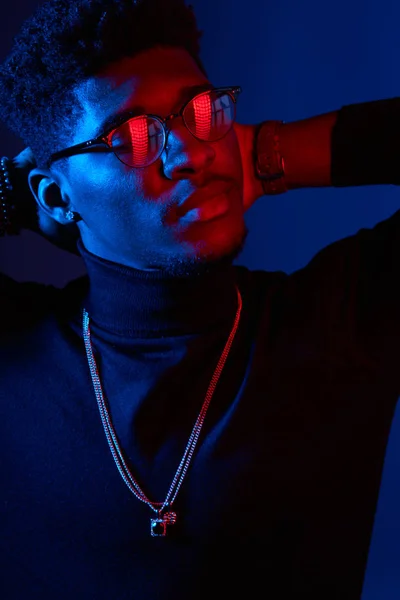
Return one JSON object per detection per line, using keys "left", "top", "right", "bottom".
{"left": 277, "top": 97, "right": 400, "bottom": 190}
{"left": 279, "top": 111, "right": 337, "bottom": 189}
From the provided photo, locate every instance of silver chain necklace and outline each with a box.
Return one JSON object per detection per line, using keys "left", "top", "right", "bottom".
{"left": 82, "top": 284, "right": 242, "bottom": 537}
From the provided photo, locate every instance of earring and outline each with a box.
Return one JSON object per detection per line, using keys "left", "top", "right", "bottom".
{"left": 65, "top": 210, "right": 75, "bottom": 222}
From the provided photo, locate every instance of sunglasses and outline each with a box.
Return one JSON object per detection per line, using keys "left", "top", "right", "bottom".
{"left": 50, "top": 86, "right": 242, "bottom": 169}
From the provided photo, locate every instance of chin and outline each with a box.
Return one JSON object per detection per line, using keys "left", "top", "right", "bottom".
{"left": 191, "top": 212, "right": 247, "bottom": 254}
{"left": 158, "top": 221, "right": 249, "bottom": 278}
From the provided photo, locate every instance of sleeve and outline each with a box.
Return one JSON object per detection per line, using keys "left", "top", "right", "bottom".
{"left": 331, "top": 96, "right": 400, "bottom": 187}
{"left": 293, "top": 97, "right": 400, "bottom": 380}
{"left": 284, "top": 208, "right": 400, "bottom": 386}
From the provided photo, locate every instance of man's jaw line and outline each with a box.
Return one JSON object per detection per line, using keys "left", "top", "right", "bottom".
{"left": 137, "top": 227, "right": 249, "bottom": 278}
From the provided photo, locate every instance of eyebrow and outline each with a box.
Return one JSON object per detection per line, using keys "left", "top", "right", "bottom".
{"left": 95, "top": 82, "right": 215, "bottom": 137}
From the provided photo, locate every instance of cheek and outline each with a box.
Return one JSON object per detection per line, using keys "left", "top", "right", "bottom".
{"left": 216, "top": 131, "right": 243, "bottom": 180}
{"left": 67, "top": 160, "right": 147, "bottom": 217}
{"left": 135, "top": 162, "right": 169, "bottom": 200}
{"left": 66, "top": 161, "right": 170, "bottom": 240}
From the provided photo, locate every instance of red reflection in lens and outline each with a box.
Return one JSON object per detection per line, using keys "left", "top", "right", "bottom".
{"left": 192, "top": 93, "right": 212, "bottom": 139}
{"left": 128, "top": 116, "right": 148, "bottom": 165}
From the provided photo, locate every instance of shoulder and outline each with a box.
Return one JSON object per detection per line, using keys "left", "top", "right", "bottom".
{"left": 0, "top": 273, "right": 88, "bottom": 333}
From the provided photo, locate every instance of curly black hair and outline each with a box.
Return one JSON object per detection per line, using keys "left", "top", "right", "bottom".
{"left": 0, "top": 0, "right": 205, "bottom": 167}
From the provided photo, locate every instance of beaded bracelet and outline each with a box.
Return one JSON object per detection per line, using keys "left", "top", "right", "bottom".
{"left": 255, "top": 120, "right": 288, "bottom": 195}
{"left": 0, "top": 156, "right": 19, "bottom": 236}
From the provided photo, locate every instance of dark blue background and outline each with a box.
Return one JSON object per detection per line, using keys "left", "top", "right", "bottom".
{"left": 1, "top": 1, "right": 400, "bottom": 596}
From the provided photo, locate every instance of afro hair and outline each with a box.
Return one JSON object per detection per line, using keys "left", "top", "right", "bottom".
{"left": 0, "top": 0, "right": 204, "bottom": 166}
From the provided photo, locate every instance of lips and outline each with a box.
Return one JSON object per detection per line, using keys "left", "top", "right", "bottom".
{"left": 176, "top": 181, "right": 234, "bottom": 218}
{"left": 180, "top": 194, "right": 230, "bottom": 224}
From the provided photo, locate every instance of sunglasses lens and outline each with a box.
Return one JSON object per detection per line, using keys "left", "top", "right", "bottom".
{"left": 110, "top": 116, "right": 164, "bottom": 167}
{"left": 183, "top": 90, "right": 236, "bottom": 142}
{"left": 109, "top": 89, "right": 237, "bottom": 167}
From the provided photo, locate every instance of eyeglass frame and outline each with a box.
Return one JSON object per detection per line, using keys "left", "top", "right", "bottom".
{"left": 49, "top": 85, "right": 242, "bottom": 168}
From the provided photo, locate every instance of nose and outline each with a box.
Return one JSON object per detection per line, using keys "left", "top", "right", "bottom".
{"left": 161, "top": 119, "right": 216, "bottom": 180}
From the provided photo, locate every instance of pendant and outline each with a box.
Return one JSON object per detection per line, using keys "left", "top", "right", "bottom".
{"left": 150, "top": 511, "right": 177, "bottom": 537}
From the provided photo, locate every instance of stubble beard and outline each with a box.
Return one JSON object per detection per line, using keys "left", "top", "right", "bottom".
{"left": 146, "top": 225, "right": 249, "bottom": 278}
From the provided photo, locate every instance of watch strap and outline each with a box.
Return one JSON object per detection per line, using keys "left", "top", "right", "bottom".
{"left": 255, "top": 120, "right": 287, "bottom": 195}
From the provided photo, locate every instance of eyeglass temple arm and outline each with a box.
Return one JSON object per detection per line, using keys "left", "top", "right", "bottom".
{"left": 50, "top": 137, "right": 107, "bottom": 163}
{"left": 227, "top": 86, "right": 242, "bottom": 100}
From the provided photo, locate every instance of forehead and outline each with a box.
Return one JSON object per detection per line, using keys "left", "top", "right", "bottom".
{"left": 73, "top": 46, "right": 210, "bottom": 138}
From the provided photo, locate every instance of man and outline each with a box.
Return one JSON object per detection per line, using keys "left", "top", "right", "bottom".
{"left": 0, "top": 0, "right": 399, "bottom": 598}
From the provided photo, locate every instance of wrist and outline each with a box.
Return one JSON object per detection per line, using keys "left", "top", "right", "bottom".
{"left": 255, "top": 120, "right": 288, "bottom": 195}
{"left": 0, "top": 157, "right": 20, "bottom": 236}
{"left": 1, "top": 154, "right": 40, "bottom": 235}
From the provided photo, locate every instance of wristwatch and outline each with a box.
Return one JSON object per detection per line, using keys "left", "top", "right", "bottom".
{"left": 255, "top": 120, "right": 288, "bottom": 195}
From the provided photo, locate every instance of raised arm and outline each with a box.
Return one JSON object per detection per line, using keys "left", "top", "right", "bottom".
{"left": 235, "top": 96, "right": 400, "bottom": 211}
{"left": 280, "top": 97, "right": 400, "bottom": 189}
{"left": 0, "top": 148, "right": 80, "bottom": 254}
{"left": 0, "top": 149, "right": 80, "bottom": 332}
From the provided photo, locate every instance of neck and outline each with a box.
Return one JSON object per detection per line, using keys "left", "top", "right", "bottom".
{"left": 76, "top": 241, "right": 239, "bottom": 337}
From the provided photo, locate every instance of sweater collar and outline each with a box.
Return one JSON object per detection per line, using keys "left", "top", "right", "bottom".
{"left": 76, "top": 241, "right": 239, "bottom": 337}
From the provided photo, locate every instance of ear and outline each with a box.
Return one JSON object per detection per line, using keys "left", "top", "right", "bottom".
{"left": 28, "top": 168, "right": 78, "bottom": 225}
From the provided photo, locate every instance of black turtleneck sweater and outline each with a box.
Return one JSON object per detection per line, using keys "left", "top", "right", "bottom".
{"left": 1, "top": 100, "right": 400, "bottom": 600}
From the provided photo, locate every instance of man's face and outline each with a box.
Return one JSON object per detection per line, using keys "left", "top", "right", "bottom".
{"left": 57, "top": 46, "right": 246, "bottom": 276}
